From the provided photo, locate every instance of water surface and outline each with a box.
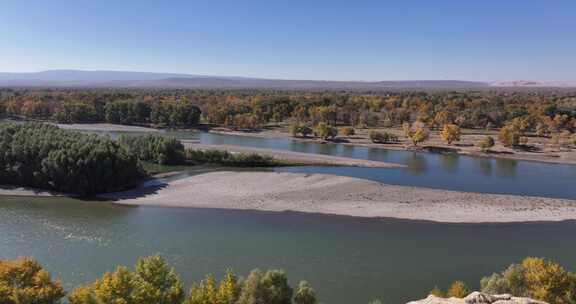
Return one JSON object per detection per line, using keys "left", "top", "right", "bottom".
{"left": 1, "top": 196, "right": 575, "bottom": 304}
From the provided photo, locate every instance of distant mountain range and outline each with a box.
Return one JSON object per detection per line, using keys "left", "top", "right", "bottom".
{"left": 0, "top": 70, "right": 573, "bottom": 89}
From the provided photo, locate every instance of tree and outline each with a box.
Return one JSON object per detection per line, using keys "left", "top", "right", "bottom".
{"left": 294, "top": 281, "right": 317, "bottom": 304}
{"left": 69, "top": 266, "right": 137, "bottom": 304}
{"left": 499, "top": 125, "right": 521, "bottom": 147}
{"left": 477, "top": 136, "right": 495, "bottom": 152}
{"left": 132, "top": 255, "right": 184, "bottom": 304}
{"left": 369, "top": 130, "right": 398, "bottom": 144}
{"left": 313, "top": 123, "right": 338, "bottom": 140}
{"left": 261, "top": 270, "right": 293, "bottom": 304}
{"left": 446, "top": 281, "right": 469, "bottom": 298}
{"left": 185, "top": 274, "right": 218, "bottom": 304}
{"left": 289, "top": 123, "right": 312, "bottom": 138}
{"left": 217, "top": 270, "right": 240, "bottom": 304}
{"left": 236, "top": 269, "right": 265, "bottom": 304}
{"left": 340, "top": 127, "right": 355, "bottom": 137}
{"left": 0, "top": 257, "right": 65, "bottom": 304}
{"left": 440, "top": 124, "right": 461, "bottom": 145}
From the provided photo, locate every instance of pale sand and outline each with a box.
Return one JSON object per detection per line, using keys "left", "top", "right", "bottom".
{"left": 106, "top": 171, "right": 576, "bottom": 223}
{"left": 182, "top": 142, "right": 403, "bottom": 168}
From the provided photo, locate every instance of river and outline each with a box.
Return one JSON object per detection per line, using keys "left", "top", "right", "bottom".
{"left": 1, "top": 127, "right": 576, "bottom": 303}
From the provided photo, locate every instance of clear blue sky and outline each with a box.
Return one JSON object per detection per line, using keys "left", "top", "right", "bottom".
{"left": 1, "top": 0, "right": 575, "bottom": 81}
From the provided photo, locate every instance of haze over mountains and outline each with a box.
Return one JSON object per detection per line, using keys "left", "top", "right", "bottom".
{"left": 0, "top": 70, "right": 573, "bottom": 89}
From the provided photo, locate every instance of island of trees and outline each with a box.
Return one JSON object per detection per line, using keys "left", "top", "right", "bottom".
{"left": 0, "top": 123, "right": 279, "bottom": 195}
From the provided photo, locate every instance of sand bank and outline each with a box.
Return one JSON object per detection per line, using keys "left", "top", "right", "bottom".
{"left": 106, "top": 171, "right": 576, "bottom": 223}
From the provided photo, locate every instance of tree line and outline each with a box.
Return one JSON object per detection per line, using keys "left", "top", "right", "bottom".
{"left": 0, "top": 255, "right": 318, "bottom": 304}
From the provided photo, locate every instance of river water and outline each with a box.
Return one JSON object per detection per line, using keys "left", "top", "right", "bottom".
{"left": 1, "top": 127, "right": 576, "bottom": 303}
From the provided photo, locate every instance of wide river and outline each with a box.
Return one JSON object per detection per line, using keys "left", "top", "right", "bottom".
{"left": 2, "top": 128, "right": 576, "bottom": 303}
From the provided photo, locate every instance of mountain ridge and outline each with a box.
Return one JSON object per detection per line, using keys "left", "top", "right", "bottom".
{"left": 0, "top": 70, "right": 573, "bottom": 89}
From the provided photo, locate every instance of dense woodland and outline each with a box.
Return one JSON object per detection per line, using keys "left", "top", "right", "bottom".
{"left": 1, "top": 255, "right": 574, "bottom": 304}
{"left": 1, "top": 88, "right": 575, "bottom": 132}
{"left": 0, "top": 123, "right": 143, "bottom": 194}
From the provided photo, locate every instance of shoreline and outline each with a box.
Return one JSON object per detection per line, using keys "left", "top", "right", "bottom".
{"left": 209, "top": 128, "right": 576, "bottom": 166}
{"left": 99, "top": 171, "right": 576, "bottom": 224}
{"left": 181, "top": 142, "right": 403, "bottom": 168}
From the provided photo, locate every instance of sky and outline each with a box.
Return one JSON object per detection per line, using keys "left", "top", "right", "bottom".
{"left": 1, "top": 0, "right": 575, "bottom": 82}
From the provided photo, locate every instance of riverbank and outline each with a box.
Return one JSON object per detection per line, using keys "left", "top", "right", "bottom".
{"left": 210, "top": 127, "right": 576, "bottom": 165}
{"left": 104, "top": 171, "right": 576, "bottom": 223}
{"left": 181, "top": 142, "right": 403, "bottom": 168}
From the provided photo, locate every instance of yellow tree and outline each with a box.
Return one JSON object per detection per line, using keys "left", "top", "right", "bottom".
{"left": 0, "top": 257, "right": 65, "bottom": 304}
{"left": 446, "top": 281, "right": 469, "bottom": 298}
{"left": 440, "top": 124, "right": 461, "bottom": 145}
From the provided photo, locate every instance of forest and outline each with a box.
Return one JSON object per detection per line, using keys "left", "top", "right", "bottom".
{"left": 1, "top": 88, "right": 575, "bottom": 133}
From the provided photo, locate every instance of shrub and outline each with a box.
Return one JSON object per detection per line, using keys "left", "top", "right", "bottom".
{"left": 119, "top": 134, "right": 185, "bottom": 165}
{"left": 289, "top": 123, "right": 313, "bottom": 138}
{"left": 340, "top": 127, "right": 355, "bottom": 137}
{"left": 369, "top": 130, "right": 399, "bottom": 144}
{"left": 313, "top": 123, "right": 338, "bottom": 140}
{"left": 479, "top": 257, "right": 575, "bottom": 303}
{"left": 446, "top": 281, "right": 469, "bottom": 298}
{"left": 185, "top": 149, "right": 276, "bottom": 167}
{"left": 477, "top": 136, "right": 495, "bottom": 152}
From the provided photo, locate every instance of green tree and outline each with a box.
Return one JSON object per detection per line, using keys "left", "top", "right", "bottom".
{"left": 236, "top": 270, "right": 265, "bottom": 304}
{"left": 313, "top": 123, "right": 338, "bottom": 140}
{"left": 132, "top": 255, "right": 184, "bottom": 304}
{"left": 261, "top": 270, "right": 293, "bottom": 304}
{"left": 294, "top": 281, "right": 317, "bottom": 304}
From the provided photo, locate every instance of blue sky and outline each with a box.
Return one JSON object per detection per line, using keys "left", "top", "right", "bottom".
{"left": 1, "top": 0, "right": 575, "bottom": 81}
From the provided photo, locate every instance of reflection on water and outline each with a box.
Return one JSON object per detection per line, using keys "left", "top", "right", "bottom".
{"left": 2, "top": 196, "right": 576, "bottom": 304}
{"left": 404, "top": 152, "right": 428, "bottom": 176}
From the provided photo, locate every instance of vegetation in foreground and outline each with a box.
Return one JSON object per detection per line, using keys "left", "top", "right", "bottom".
{"left": 2, "top": 256, "right": 574, "bottom": 304}
{"left": 432, "top": 257, "right": 576, "bottom": 304}
{"left": 0, "top": 255, "right": 318, "bottom": 304}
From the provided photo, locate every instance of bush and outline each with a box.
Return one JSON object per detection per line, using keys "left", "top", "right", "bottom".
{"left": 477, "top": 136, "right": 495, "bottom": 152}
{"left": 289, "top": 123, "right": 313, "bottom": 138}
{"left": 446, "top": 281, "right": 469, "bottom": 298}
{"left": 0, "top": 123, "right": 143, "bottom": 195}
{"left": 313, "top": 123, "right": 338, "bottom": 140}
{"left": 340, "top": 127, "right": 355, "bottom": 137}
{"left": 369, "top": 130, "right": 399, "bottom": 144}
{"left": 119, "top": 134, "right": 185, "bottom": 165}
{"left": 185, "top": 149, "right": 276, "bottom": 167}
{"left": 479, "top": 257, "right": 576, "bottom": 303}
